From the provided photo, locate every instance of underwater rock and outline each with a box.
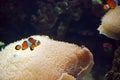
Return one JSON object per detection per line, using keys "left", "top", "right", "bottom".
{"left": 97, "top": 6, "right": 120, "bottom": 40}
{"left": 0, "top": 35, "right": 94, "bottom": 80}
{"left": 105, "top": 47, "right": 120, "bottom": 80}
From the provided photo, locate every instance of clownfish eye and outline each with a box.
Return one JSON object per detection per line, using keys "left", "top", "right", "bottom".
{"left": 15, "top": 45, "right": 21, "bottom": 50}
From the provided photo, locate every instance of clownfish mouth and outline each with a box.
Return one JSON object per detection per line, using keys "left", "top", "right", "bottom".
{"left": 15, "top": 37, "right": 41, "bottom": 51}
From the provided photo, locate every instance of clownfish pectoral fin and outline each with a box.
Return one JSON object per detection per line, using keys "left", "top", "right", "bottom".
{"left": 103, "top": 4, "right": 110, "bottom": 10}
{"left": 15, "top": 45, "right": 21, "bottom": 50}
{"left": 30, "top": 44, "right": 35, "bottom": 51}
{"left": 22, "top": 41, "right": 28, "bottom": 50}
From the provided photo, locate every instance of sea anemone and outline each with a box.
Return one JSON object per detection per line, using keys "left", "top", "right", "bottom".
{"left": 0, "top": 35, "right": 94, "bottom": 80}
{"left": 98, "top": 6, "right": 120, "bottom": 40}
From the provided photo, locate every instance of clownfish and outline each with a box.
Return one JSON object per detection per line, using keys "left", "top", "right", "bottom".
{"left": 15, "top": 37, "right": 41, "bottom": 51}
{"left": 28, "top": 37, "right": 41, "bottom": 46}
{"left": 28, "top": 37, "right": 41, "bottom": 50}
{"left": 103, "top": 0, "right": 119, "bottom": 10}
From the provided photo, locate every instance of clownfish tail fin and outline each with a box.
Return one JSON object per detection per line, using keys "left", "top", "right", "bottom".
{"left": 15, "top": 45, "right": 21, "bottom": 50}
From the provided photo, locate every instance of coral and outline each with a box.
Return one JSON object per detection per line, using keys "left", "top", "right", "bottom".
{"left": 0, "top": 35, "right": 94, "bottom": 80}
{"left": 105, "top": 47, "right": 120, "bottom": 80}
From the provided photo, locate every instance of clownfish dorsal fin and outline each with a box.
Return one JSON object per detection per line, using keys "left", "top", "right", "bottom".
{"left": 28, "top": 37, "right": 36, "bottom": 45}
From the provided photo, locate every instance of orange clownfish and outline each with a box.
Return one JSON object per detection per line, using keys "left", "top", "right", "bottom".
{"left": 28, "top": 37, "right": 41, "bottom": 50}
{"left": 103, "top": 0, "right": 119, "bottom": 10}
{"left": 15, "top": 37, "right": 41, "bottom": 51}
{"left": 28, "top": 37, "right": 41, "bottom": 46}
